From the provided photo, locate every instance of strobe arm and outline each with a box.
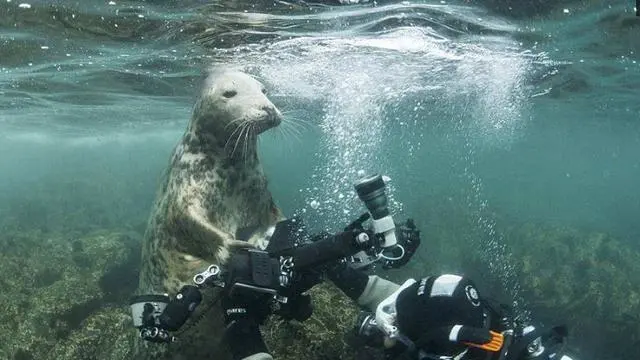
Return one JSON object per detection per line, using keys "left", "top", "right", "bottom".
{"left": 130, "top": 285, "right": 203, "bottom": 343}
{"left": 289, "top": 229, "right": 373, "bottom": 270}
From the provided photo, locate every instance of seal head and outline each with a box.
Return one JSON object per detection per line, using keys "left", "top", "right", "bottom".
{"left": 190, "top": 70, "right": 282, "bottom": 159}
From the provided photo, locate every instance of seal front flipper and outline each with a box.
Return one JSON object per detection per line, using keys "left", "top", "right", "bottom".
{"left": 181, "top": 205, "right": 239, "bottom": 263}
{"left": 236, "top": 225, "right": 260, "bottom": 242}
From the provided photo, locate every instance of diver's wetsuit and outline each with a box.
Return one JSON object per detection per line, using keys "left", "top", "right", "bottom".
{"left": 228, "top": 267, "right": 521, "bottom": 360}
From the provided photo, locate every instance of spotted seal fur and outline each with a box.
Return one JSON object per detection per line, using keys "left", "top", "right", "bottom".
{"left": 133, "top": 68, "right": 285, "bottom": 360}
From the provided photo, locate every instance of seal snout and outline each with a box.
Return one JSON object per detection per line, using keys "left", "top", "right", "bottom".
{"left": 263, "top": 105, "right": 282, "bottom": 127}
{"left": 255, "top": 105, "right": 282, "bottom": 133}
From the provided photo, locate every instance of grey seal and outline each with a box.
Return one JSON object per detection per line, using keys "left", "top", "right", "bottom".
{"left": 134, "top": 68, "right": 285, "bottom": 360}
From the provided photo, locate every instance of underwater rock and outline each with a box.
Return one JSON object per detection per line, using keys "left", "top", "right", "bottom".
{"left": 263, "top": 282, "right": 367, "bottom": 360}
{"left": 499, "top": 223, "right": 640, "bottom": 360}
{"left": 48, "top": 306, "right": 134, "bottom": 360}
{"left": 5, "top": 202, "right": 638, "bottom": 359}
{"left": 0, "top": 229, "right": 140, "bottom": 360}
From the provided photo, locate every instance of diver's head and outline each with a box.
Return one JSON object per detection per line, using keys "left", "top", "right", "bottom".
{"left": 395, "top": 275, "right": 495, "bottom": 359}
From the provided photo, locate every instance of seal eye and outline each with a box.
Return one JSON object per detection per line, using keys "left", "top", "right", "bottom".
{"left": 261, "top": 88, "right": 267, "bottom": 94}
{"left": 223, "top": 90, "right": 237, "bottom": 98}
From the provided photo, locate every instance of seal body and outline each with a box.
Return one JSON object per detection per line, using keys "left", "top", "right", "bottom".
{"left": 134, "top": 69, "right": 285, "bottom": 360}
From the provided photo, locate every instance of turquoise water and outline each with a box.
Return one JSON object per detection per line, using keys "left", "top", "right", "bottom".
{"left": 1, "top": 1, "right": 639, "bottom": 359}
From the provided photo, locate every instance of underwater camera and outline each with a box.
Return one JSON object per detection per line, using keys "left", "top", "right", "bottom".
{"left": 259, "top": 173, "right": 419, "bottom": 272}
{"left": 131, "top": 173, "right": 421, "bottom": 343}
{"left": 351, "top": 174, "right": 419, "bottom": 269}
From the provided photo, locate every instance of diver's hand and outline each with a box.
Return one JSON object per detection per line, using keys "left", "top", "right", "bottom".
{"left": 325, "top": 260, "right": 370, "bottom": 301}
{"left": 275, "top": 293, "right": 313, "bottom": 322}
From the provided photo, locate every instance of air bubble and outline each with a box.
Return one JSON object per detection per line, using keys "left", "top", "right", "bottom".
{"left": 309, "top": 200, "right": 320, "bottom": 209}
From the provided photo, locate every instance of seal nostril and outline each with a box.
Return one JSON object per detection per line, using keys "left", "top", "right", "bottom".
{"left": 261, "top": 106, "right": 275, "bottom": 119}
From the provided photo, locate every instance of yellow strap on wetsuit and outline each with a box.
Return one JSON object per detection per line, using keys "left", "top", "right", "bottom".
{"left": 464, "top": 330, "right": 504, "bottom": 352}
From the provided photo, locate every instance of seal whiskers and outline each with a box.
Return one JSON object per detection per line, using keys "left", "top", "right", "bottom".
{"left": 227, "top": 121, "right": 250, "bottom": 159}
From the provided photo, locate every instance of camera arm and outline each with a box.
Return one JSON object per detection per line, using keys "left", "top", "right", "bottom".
{"left": 130, "top": 284, "right": 203, "bottom": 343}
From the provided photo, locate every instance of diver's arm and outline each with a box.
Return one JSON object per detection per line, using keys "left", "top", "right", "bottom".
{"left": 356, "top": 275, "right": 401, "bottom": 311}
{"left": 327, "top": 264, "right": 400, "bottom": 312}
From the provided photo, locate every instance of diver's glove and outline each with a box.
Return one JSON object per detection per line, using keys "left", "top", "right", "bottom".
{"left": 273, "top": 264, "right": 318, "bottom": 322}
{"left": 275, "top": 293, "right": 313, "bottom": 322}
{"left": 324, "top": 217, "right": 421, "bottom": 299}
{"left": 325, "top": 260, "right": 370, "bottom": 301}
{"left": 221, "top": 290, "right": 272, "bottom": 326}
{"left": 220, "top": 251, "right": 273, "bottom": 327}
{"left": 305, "top": 216, "right": 372, "bottom": 301}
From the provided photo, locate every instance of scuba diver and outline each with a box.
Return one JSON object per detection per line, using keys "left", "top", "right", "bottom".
{"left": 130, "top": 174, "right": 574, "bottom": 360}
{"left": 220, "top": 240, "right": 573, "bottom": 360}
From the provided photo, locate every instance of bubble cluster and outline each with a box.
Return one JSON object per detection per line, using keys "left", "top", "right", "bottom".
{"left": 215, "top": 4, "right": 542, "bottom": 312}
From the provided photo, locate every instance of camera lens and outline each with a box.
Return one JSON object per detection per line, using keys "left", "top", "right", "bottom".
{"left": 354, "top": 174, "right": 389, "bottom": 220}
